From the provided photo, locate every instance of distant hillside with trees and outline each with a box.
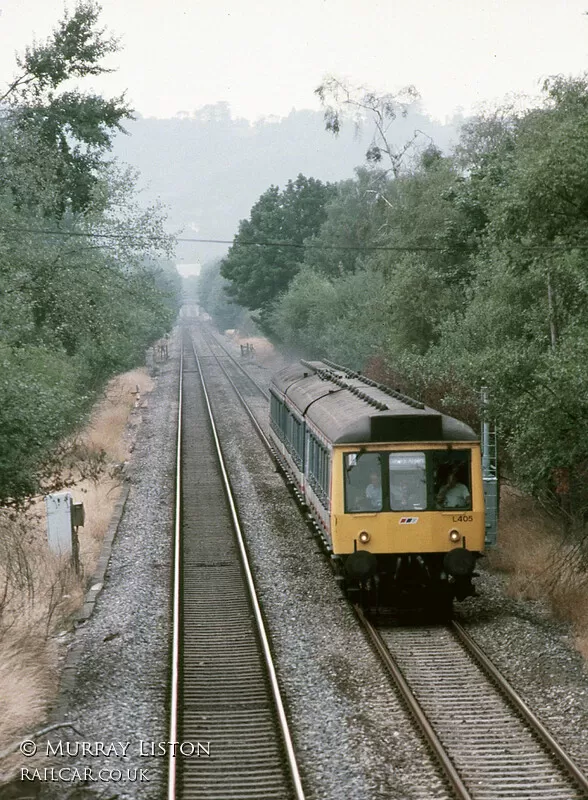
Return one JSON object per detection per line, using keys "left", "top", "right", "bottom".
{"left": 111, "top": 102, "right": 462, "bottom": 265}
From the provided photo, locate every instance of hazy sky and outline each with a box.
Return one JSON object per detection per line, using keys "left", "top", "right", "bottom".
{"left": 1, "top": 0, "right": 587, "bottom": 122}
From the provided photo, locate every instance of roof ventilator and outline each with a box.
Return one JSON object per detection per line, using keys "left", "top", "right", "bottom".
{"left": 321, "top": 358, "right": 424, "bottom": 410}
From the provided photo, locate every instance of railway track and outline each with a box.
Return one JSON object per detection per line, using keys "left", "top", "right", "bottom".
{"left": 200, "top": 327, "right": 271, "bottom": 400}
{"left": 183, "top": 319, "right": 588, "bottom": 800}
{"left": 197, "top": 327, "right": 277, "bottom": 457}
{"left": 168, "top": 327, "right": 304, "bottom": 800}
{"left": 359, "top": 609, "right": 588, "bottom": 800}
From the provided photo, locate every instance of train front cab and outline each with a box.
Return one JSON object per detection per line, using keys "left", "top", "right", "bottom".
{"left": 330, "top": 442, "right": 485, "bottom": 608}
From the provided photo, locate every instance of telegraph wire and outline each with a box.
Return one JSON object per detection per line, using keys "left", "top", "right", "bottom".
{"left": 0, "top": 226, "right": 453, "bottom": 251}
{"left": 0, "top": 225, "right": 585, "bottom": 252}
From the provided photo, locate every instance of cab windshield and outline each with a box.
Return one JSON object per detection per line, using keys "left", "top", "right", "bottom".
{"left": 344, "top": 450, "right": 472, "bottom": 513}
{"left": 389, "top": 452, "right": 427, "bottom": 511}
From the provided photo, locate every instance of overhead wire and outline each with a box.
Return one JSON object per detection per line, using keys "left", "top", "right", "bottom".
{"left": 0, "top": 225, "right": 584, "bottom": 251}
{"left": 0, "top": 225, "right": 455, "bottom": 251}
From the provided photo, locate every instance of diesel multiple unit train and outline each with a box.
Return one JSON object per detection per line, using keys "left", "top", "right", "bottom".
{"left": 269, "top": 359, "right": 487, "bottom": 611}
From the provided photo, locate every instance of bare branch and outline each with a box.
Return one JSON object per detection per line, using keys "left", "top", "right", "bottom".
{"left": 315, "top": 75, "right": 420, "bottom": 176}
{"left": 0, "top": 722, "right": 82, "bottom": 760}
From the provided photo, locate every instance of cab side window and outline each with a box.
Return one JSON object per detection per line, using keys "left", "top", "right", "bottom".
{"left": 434, "top": 454, "right": 472, "bottom": 510}
{"left": 344, "top": 452, "right": 382, "bottom": 512}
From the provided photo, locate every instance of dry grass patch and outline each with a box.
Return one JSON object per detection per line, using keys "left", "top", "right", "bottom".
{"left": 0, "top": 639, "right": 57, "bottom": 745}
{"left": 0, "top": 367, "right": 155, "bottom": 761}
{"left": 0, "top": 513, "right": 84, "bottom": 630}
{"left": 0, "top": 514, "right": 80, "bottom": 760}
{"left": 82, "top": 368, "right": 154, "bottom": 463}
{"left": 492, "top": 485, "right": 588, "bottom": 661}
{"left": 552, "top": 581, "right": 588, "bottom": 660}
{"left": 230, "top": 333, "right": 276, "bottom": 359}
{"left": 76, "top": 476, "right": 122, "bottom": 562}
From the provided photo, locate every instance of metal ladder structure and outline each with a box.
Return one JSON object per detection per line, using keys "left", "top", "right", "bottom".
{"left": 481, "top": 387, "right": 499, "bottom": 546}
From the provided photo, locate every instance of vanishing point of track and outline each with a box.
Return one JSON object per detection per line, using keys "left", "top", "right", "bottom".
{"left": 167, "top": 323, "right": 305, "bottom": 800}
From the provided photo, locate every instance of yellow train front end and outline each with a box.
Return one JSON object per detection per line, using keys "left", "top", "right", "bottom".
{"left": 269, "top": 358, "right": 488, "bottom": 611}
{"left": 330, "top": 442, "right": 485, "bottom": 606}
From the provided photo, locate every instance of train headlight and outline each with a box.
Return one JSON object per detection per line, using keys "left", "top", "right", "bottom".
{"left": 449, "top": 529, "right": 461, "bottom": 543}
{"left": 358, "top": 530, "right": 371, "bottom": 544}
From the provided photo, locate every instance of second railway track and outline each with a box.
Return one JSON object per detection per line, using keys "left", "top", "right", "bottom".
{"left": 359, "top": 610, "right": 588, "bottom": 799}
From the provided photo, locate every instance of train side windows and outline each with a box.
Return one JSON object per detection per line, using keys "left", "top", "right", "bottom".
{"left": 306, "top": 433, "right": 317, "bottom": 480}
{"left": 389, "top": 452, "right": 427, "bottom": 511}
{"left": 434, "top": 453, "right": 472, "bottom": 510}
{"left": 306, "top": 434, "right": 311, "bottom": 474}
{"left": 278, "top": 401, "right": 287, "bottom": 436}
{"left": 322, "top": 446, "right": 330, "bottom": 498}
{"left": 270, "top": 395, "right": 288, "bottom": 446}
{"left": 287, "top": 414, "right": 303, "bottom": 468}
{"left": 344, "top": 452, "right": 383, "bottom": 512}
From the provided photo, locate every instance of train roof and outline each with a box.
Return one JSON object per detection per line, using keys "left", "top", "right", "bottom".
{"left": 270, "top": 359, "right": 478, "bottom": 444}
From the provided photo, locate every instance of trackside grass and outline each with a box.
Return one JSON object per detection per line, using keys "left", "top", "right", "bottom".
{"left": 0, "top": 368, "right": 154, "bottom": 770}
{"left": 490, "top": 486, "right": 588, "bottom": 660}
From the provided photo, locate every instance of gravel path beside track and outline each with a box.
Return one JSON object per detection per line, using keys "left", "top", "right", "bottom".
{"left": 32, "top": 341, "right": 179, "bottom": 800}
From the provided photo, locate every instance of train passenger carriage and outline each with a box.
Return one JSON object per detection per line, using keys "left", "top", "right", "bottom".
{"left": 270, "top": 359, "right": 486, "bottom": 612}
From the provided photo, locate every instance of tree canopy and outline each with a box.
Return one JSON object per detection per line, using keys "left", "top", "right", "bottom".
{"left": 219, "top": 174, "right": 335, "bottom": 327}
{"left": 0, "top": 2, "right": 179, "bottom": 504}
{"left": 194, "top": 260, "right": 252, "bottom": 332}
{"left": 220, "top": 75, "right": 588, "bottom": 523}
{"left": 2, "top": 2, "right": 132, "bottom": 217}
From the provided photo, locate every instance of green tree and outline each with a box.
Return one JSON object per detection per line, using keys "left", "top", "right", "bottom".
{"left": 196, "top": 259, "right": 250, "bottom": 331}
{"left": 1, "top": 0, "right": 132, "bottom": 216}
{"left": 301, "top": 167, "right": 392, "bottom": 277}
{"left": 0, "top": 3, "right": 179, "bottom": 504}
{"left": 294, "top": 148, "right": 475, "bottom": 358}
{"left": 267, "top": 265, "right": 391, "bottom": 366}
{"left": 408, "top": 77, "right": 588, "bottom": 517}
{"left": 220, "top": 174, "right": 335, "bottom": 323}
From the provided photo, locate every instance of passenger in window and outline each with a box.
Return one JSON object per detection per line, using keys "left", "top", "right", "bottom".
{"left": 436, "top": 465, "right": 471, "bottom": 509}
{"left": 390, "top": 477, "right": 424, "bottom": 510}
{"left": 365, "top": 471, "right": 383, "bottom": 510}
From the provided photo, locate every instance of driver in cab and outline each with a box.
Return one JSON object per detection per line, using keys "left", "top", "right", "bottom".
{"left": 365, "top": 471, "right": 383, "bottom": 510}
{"left": 436, "top": 465, "right": 471, "bottom": 509}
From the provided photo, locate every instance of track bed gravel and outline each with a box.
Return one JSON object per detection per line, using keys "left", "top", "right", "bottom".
{"left": 27, "top": 343, "right": 179, "bottom": 800}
